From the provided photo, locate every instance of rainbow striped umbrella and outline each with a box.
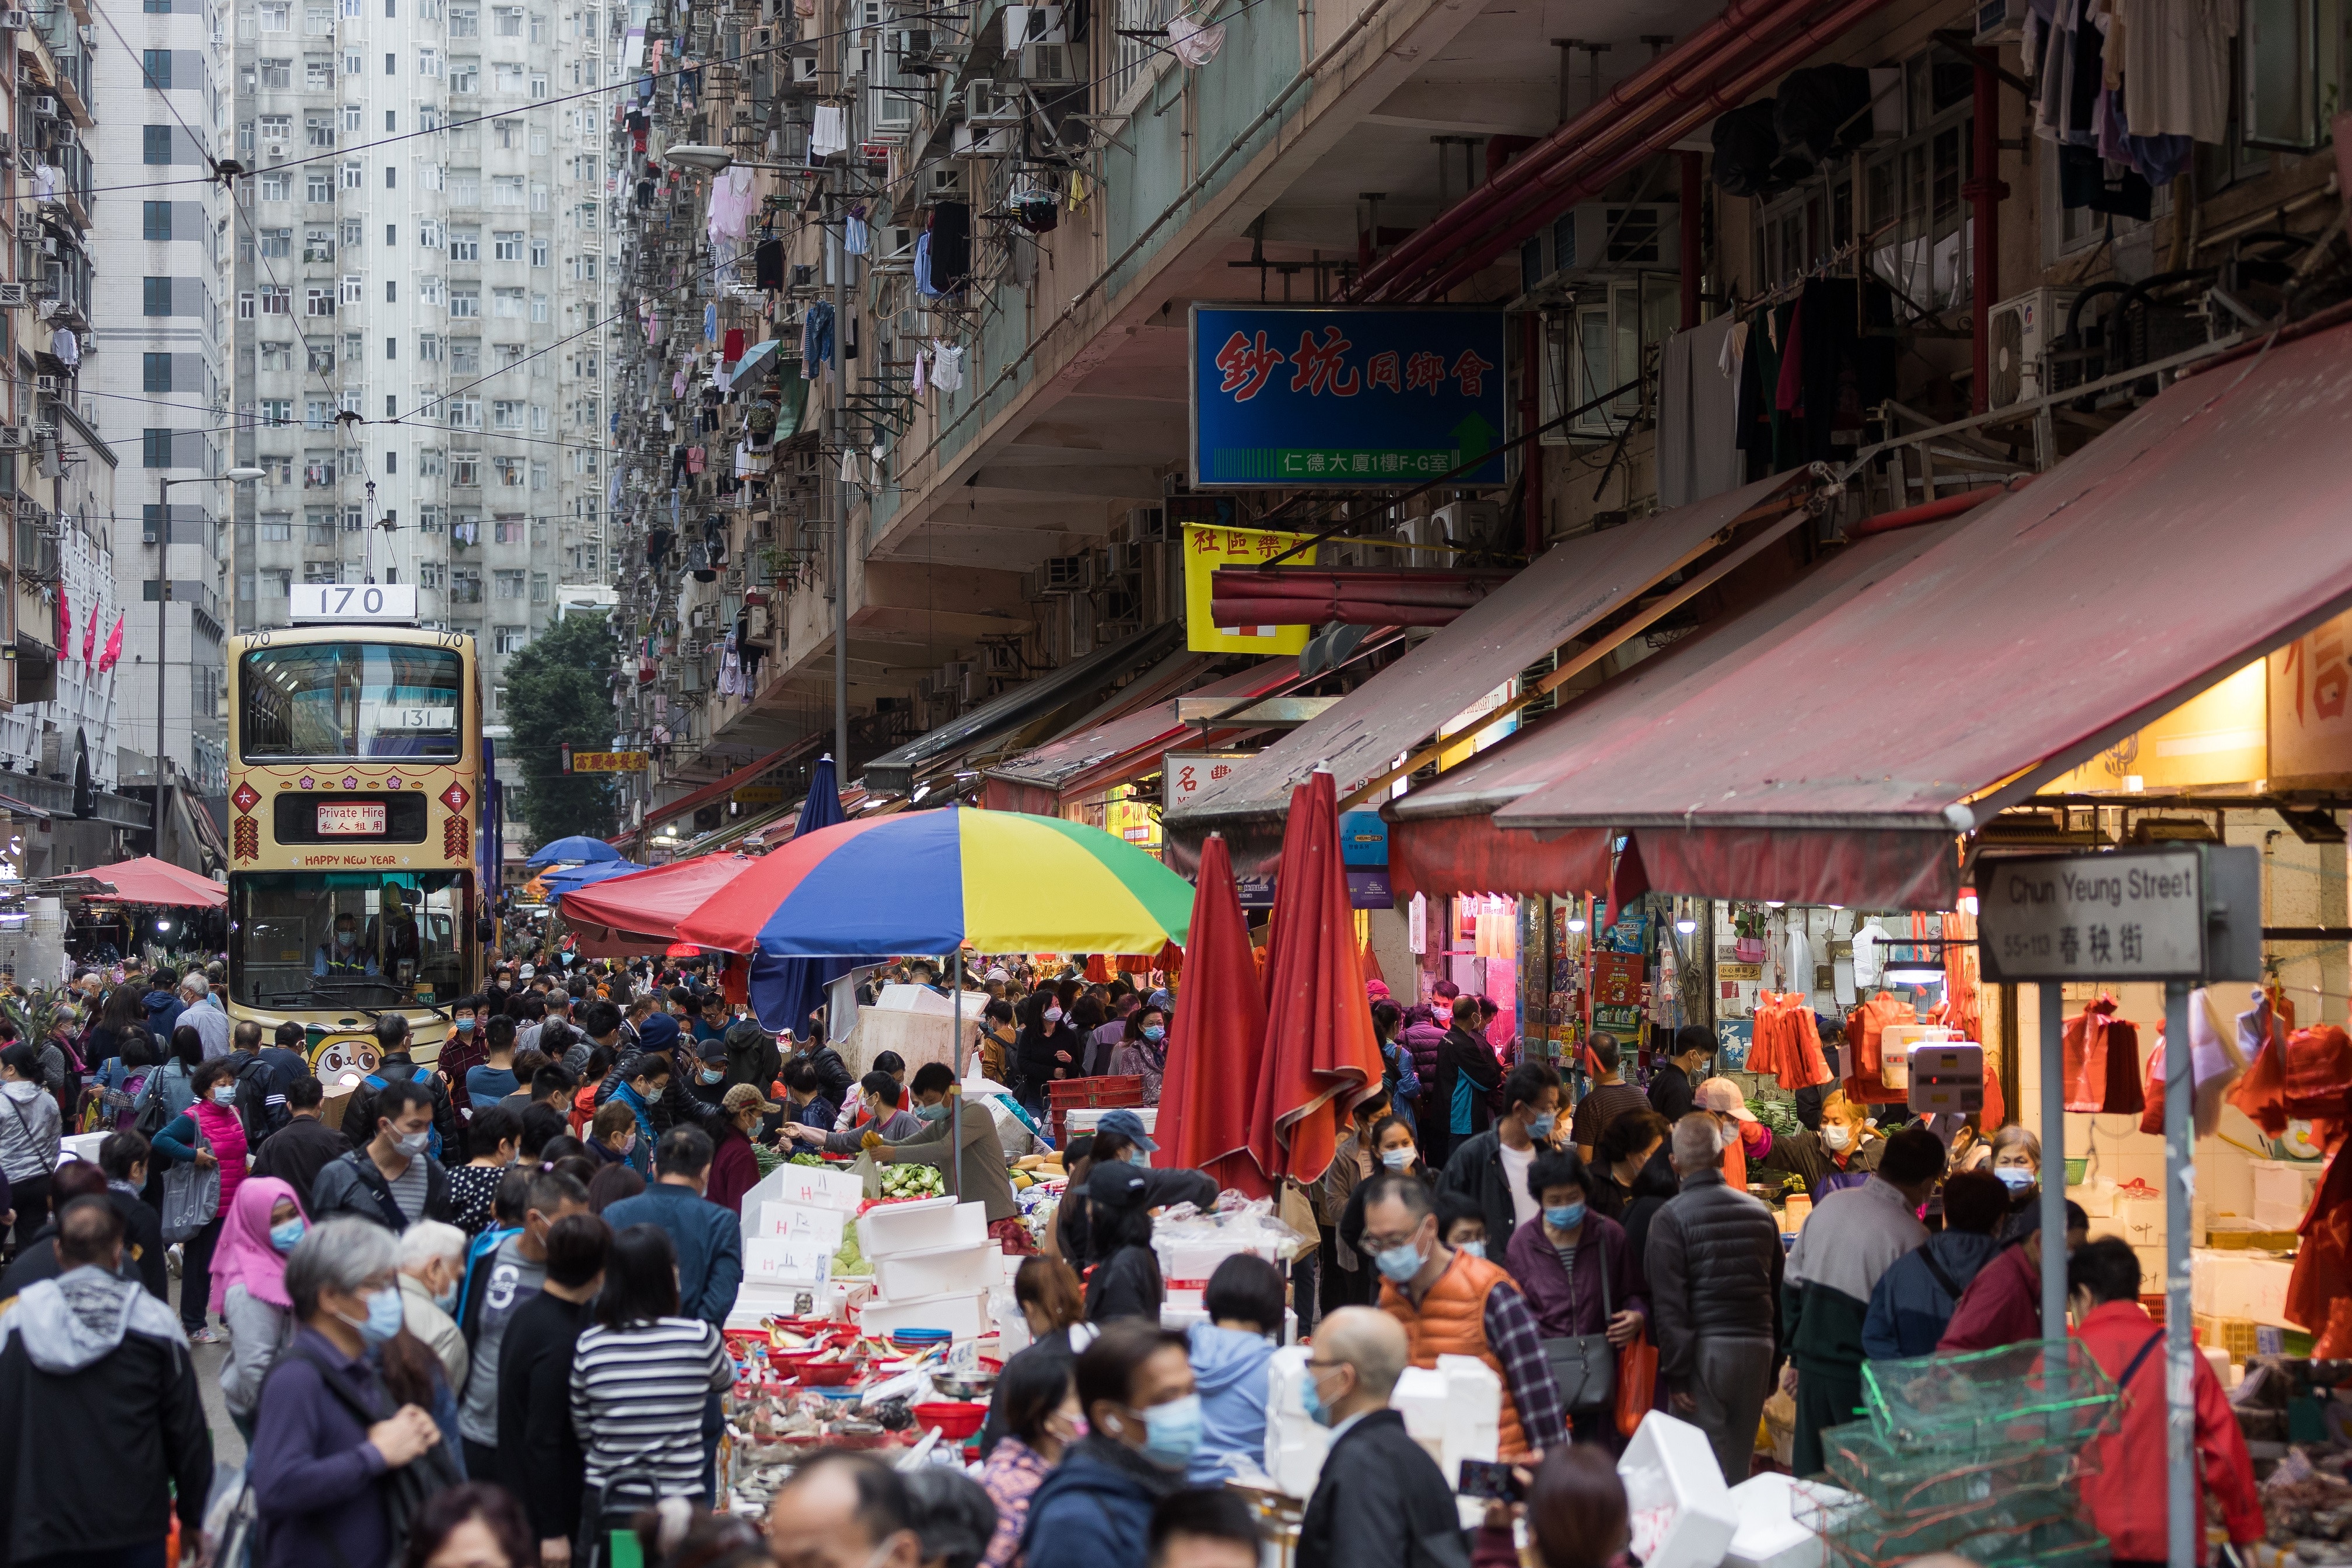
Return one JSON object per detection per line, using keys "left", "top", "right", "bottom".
{"left": 671, "top": 806, "right": 1194, "bottom": 958}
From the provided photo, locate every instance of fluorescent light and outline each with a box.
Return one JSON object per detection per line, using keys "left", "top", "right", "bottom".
{"left": 1765, "top": 900, "right": 1785, "bottom": 908}
{"left": 1885, "top": 965, "right": 1945, "bottom": 984}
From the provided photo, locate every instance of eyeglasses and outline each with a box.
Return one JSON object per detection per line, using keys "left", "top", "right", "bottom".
{"left": 1358, "top": 1231, "right": 1419, "bottom": 1253}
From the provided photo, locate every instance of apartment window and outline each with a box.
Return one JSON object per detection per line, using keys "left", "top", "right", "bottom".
{"left": 264, "top": 568, "right": 293, "bottom": 597}
{"left": 492, "top": 286, "right": 523, "bottom": 318}
{"left": 452, "top": 169, "right": 481, "bottom": 204}
{"left": 529, "top": 571, "right": 550, "bottom": 604}
{"left": 492, "top": 230, "right": 523, "bottom": 261}
{"left": 144, "top": 352, "right": 173, "bottom": 393}
{"left": 418, "top": 561, "right": 444, "bottom": 587}
{"left": 450, "top": 289, "right": 480, "bottom": 318}
{"left": 452, "top": 58, "right": 480, "bottom": 92}
{"left": 494, "top": 568, "right": 524, "bottom": 598}
{"left": 305, "top": 54, "right": 333, "bottom": 88}
{"left": 142, "top": 48, "right": 172, "bottom": 89}
{"left": 493, "top": 62, "right": 524, "bottom": 91}
{"left": 260, "top": 58, "right": 292, "bottom": 87}
{"left": 418, "top": 47, "right": 440, "bottom": 76}
{"left": 450, "top": 568, "right": 483, "bottom": 601}
{"left": 568, "top": 254, "right": 596, "bottom": 281}
{"left": 341, "top": 217, "right": 365, "bottom": 250}
{"left": 529, "top": 292, "right": 550, "bottom": 324}
{"left": 261, "top": 342, "right": 293, "bottom": 371}
{"left": 305, "top": 110, "right": 335, "bottom": 149}
{"left": 496, "top": 343, "right": 526, "bottom": 371}
{"left": 529, "top": 182, "right": 548, "bottom": 212}
{"left": 528, "top": 238, "right": 548, "bottom": 267}
{"left": 447, "top": 398, "right": 482, "bottom": 429}
{"left": 304, "top": 398, "right": 332, "bottom": 430}
{"left": 345, "top": 48, "right": 363, "bottom": 74}
{"left": 303, "top": 226, "right": 334, "bottom": 261}
{"left": 529, "top": 459, "right": 548, "bottom": 490}
{"left": 451, "top": 2, "right": 478, "bottom": 30}
{"left": 304, "top": 508, "right": 335, "bottom": 543}
{"left": 494, "top": 625, "right": 527, "bottom": 653}
{"left": 493, "top": 4, "right": 522, "bottom": 32}
{"left": 304, "top": 453, "right": 338, "bottom": 486}
{"left": 143, "top": 278, "right": 173, "bottom": 316}
{"left": 260, "top": 513, "right": 293, "bottom": 541}
{"left": 340, "top": 504, "right": 366, "bottom": 533}
{"left": 262, "top": 456, "right": 294, "bottom": 484}
{"left": 450, "top": 339, "right": 481, "bottom": 372}
{"left": 451, "top": 454, "right": 480, "bottom": 485}
{"left": 257, "top": 228, "right": 291, "bottom": 260}
{"left": 304, "top": 562, "right": 340, "bottom": 586}
{"left": 143, "top": 201, "right": 172, "bottom": 240}
{"left": 142, "top": 429, "right": 174, "bottom": 467}
{"left": 528, "top": 72, "right": 547, "bottom": 96}
{"left": 447, "top": 226, "right": 481, "bottom": 262}
{"left": 491, "top": 457, "right": 522, "bottom": 487}
{"left": 492, "top": 398, "right": 523, "bottom": 429}
{"left": 344, "top": 161, "right": 364, "bottom": 189}
{"left": 261, "top": 1, "right": 291, "bottom": 27}
{"left": 491, "top": 176, "right": 524, "bottom": 208}
{"left": 341, "top": 274, "right": 364, "bottom": 304}
{"left": 143, "top": 127, "right": 173, "bottom": 164}
{"left": 306, "top": 169, "right": 333, "bottom": 203}
{"left": 306, "top": 1, "right": 334, "bottom": 28}
{"left": 260, "top": 285, "right": 291, "bottom": 314}
{"left": 260, "top": 169, "right": 292, "bottom": 202}
{"left": 419, "top": 333, "right": 443, "bottom": 362}
{"left": 304, "top": 286, "right": 334, "bottom": 317}
{"left": 260, "top": 398, "right": 292, "bottom": 425}
{"left": 419, "top": 276, "right": 444, "bottom": 305}
{"left": 418, "top": 451, "right": 446, "bottom": 480}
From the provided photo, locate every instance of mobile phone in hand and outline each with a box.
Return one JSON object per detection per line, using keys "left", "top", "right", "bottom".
{"left": 1456, "top": 1459, "right": 1523, "bottom": 1503}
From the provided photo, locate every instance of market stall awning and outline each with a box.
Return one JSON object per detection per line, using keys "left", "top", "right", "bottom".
{"left": 621, "top": 732, "right": 825, "bottom": 851}
{"left": 1386, "top": 523, "right": 1961, "bottom": 900}
{"left": 981, "top": 656, "right": 1306, "bottom": 813}
{"left": 1494, "top": 320, "right": 2352, "bottom": 902}
{"left": 1164, "top": 470, "right": 1812, "bottom": 868}
{"left": 557, "top": 853, "right": 760, "bottom": 956}
{"left": 860, "top": 622, "right": 1183, "bottom": 796}
{"left": 60, "top": 855, "right": 226, "bottom": 907}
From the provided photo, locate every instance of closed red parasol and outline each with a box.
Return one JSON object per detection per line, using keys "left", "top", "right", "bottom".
{"left": 1154, "top": 833, "right": 1270, "bottom": 1198}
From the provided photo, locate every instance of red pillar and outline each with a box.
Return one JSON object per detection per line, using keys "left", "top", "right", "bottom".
{"left": 1679, "top": 150, "right": 1702, "bottom": 331}
{"left": 1965, "top": 56, "right": 2008, "bottom": 413}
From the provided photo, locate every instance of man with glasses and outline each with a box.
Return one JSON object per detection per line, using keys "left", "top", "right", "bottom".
{"left": 1295, "top": 1307, "right": 1468, "bottom": 1568}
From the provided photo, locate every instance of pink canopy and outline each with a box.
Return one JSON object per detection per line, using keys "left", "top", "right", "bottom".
{"left": 74, "top": 856, "right": 226, "bottom": 908}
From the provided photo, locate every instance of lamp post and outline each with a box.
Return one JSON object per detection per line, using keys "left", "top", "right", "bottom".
{"left": 152, "top": 467, "right": 266, "bottom": 848}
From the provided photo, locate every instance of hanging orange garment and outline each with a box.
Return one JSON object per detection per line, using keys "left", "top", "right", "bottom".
{"left": 2062, "top": 997, "right": 2146, "bottom": 1115}
{"left": 2287, "top": 1131, "right": 2352, "bottom": 1336}
{"left": 1753, "top": 992, "right": 1833, "bottom": 1091}
{"left": 2284, "top": 1026, "right": 2352, "bottom": 1122}
{"left": 1845, "top": 993, "right": 1917, "bottom": 1105}
{"left": 1722, "top": 1126, "right": 1748, "bottom": 1191}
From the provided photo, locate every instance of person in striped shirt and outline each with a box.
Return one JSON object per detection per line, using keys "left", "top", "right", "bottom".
{"left": 568, "top": 1221, "right": 734, "bottom": 1520}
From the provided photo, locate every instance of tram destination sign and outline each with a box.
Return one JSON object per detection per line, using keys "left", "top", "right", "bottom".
{"left": 1977, "top": 844, "right": 2262, "bottom": 984}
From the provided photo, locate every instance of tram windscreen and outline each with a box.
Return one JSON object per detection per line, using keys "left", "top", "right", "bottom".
{"left": 239, "top": 643, "right": 465, "bottom": 760}
{"left": 230, "top": 870, "right": 470, "bottom": 1008}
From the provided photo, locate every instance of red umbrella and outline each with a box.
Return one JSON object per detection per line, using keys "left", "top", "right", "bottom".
{"left": 1250, "top": 771, "right": 1384, "bottom": 1184}
{"left": 1155, "top": 833, "right": 1271, "bottom": 1198}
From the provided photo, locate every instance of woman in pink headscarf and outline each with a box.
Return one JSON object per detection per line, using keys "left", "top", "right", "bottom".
{"left": 211, "top": 1175, "right": 308, "bottom": 1438}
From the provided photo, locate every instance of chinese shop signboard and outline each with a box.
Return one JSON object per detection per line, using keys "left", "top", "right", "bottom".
{"left": 1182, "top": 523, "right": 1321, "bottom": 654}
{"left": 1188, "top": 305, "right": 1510, "bottom": 489}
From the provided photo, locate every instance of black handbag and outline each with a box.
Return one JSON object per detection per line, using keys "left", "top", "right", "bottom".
{"left": 1541, "top": 1229, "right": 1618, "bottom": 1412}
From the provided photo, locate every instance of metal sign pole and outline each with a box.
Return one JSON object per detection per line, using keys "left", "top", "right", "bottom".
{"left": 951, "top": 948, "right": 964, "bottom": 1200}
{"left": 2039, "top": 980, "right": 2066, "bottom": 1345}
{"left": 2166, "top": 978, "right": 2194, "bottom": 1568}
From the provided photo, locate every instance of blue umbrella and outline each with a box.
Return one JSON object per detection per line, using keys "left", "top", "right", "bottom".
{"left": 527, "top": 834, "right": 627, "bottom": 867}
{"left": 749, "top": 754, "right": 845, "bottom": 1035}
{"left": 541, "top": 859, "right": 647, "bottom": 894}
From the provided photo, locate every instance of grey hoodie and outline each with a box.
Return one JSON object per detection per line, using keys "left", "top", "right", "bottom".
{"left": 0, "top": 1264, "right": 188, "bottom": 1371}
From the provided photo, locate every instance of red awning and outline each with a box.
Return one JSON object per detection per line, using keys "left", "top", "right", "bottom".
{"left": 1492, "top": 320, "right": 2352, "bottom": 900}
{"left": 558, "top": 853, "right": 759, "bottom": 954}
{"left": 71, "top": 856, "right": 226, "bottom": 908}
{"left": 618, "top": 734, "right": 825, "bottom": 850}
{"left": 1167, "top": 471, "right": 1810, "bottom": 853}
{"left": 1209, "top": 568, "right": 1518, "bottom": 629}
{"left": 1388, "top": 812, "right": 1610, "bottom": 900}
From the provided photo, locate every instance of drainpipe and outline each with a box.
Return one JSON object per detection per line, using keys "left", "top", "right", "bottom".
{"left": 1679, "top": 150, "right": 1702, "bottom": 330}
{"left": 1965, "top": 52, "right": 2008, "bottom": 413}
{"left": 1521, "top": 313, "right": 1544, "bottom": 555}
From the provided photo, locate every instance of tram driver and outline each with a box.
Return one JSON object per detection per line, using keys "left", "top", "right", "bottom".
{"left": 313, "top": 911, "right": 382, "bottom": 978}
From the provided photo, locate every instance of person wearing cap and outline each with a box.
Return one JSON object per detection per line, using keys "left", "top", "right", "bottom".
{"left": 708, "top": 1082, "right": 777, "bottom": 1214}
{"left": 1059, "top": 1111, "right": 1216, "bottom": 1272}
{"left": 872, "top": 1063, "right": 1030, "bottom": 1251}
{"left": 1780, "top": 1125, "right": 1943, "bottom": 1475}
{"left": 1694, "top": 1077, "right": 1770, "bottom": 1192}
{"left": 1080, "top": 1162, "right": 1167, "bottom": 1322}
{"left": 1936, "top": 1200, "right": 2092, "bottom": 1353}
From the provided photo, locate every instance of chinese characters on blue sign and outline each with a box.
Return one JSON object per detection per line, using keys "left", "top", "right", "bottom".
{"left": 1188, "top": 306, "right": 1510, "bottom": 488}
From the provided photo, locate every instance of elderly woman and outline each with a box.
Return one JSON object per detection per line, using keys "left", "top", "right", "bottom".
{"left": 249, "top": 1218, "right": 462, "bottom": 1568}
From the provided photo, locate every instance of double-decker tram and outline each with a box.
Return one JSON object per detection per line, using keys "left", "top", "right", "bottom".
{"left": 225, "top": 584, "right": 485, "bottom": 1086}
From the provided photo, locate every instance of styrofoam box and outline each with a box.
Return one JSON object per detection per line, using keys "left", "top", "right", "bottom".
{"left": 2252, "top": 1158, "right": 2324, "bottom": 1231}
{"left": 1619, "top": 1412, "right": 1740, "bottom": 1568}
{"left": 856, "top": 1289, "right": 989, "bottom": 1340}
{"left": 856, "top": 1197, "right": 989, "bottom": 1258}
{"left": 1161, "top": 1301, "right": 1298, "bottom": 1344}
{"left": 873, "top": 1242, "right": 1003, "bottom": 1300}
{"left": 59, "top": 1131, "right": 105, "bottom": 1165}
{"left": 745, "top": 1236, "right": 835, "bottom": 1289}
{"left": 1727, "top": 1473, "right": 1852, "bottom": 1568}
{"left": 1065, "top": 1107, "right": 1163, "bottom": 1166}
{"left": 727, "top": 1280, "right": 818, "bottom": 1330}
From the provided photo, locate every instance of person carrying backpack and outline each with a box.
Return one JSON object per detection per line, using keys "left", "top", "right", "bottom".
{"left": 341, "top": 1015, "right": 457, "bottom": 1161}
{"left": 228, "top": 1020, "right": 294, "bottom": 1151}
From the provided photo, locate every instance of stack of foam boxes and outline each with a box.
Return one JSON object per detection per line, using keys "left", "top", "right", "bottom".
{"left": 855, "top": 1197, "right": 1005, "bottom": 1340}
{"left": 731, "top": 1162, "right": 867, "bottom": 1329}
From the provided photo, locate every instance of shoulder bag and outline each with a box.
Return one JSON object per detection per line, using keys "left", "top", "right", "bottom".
{"left": 1541, "top": 1228, "right": 1618, "bottom": 1412}
{"left": 160, "top": 1116, "right": 222, "bottom": 1243}
{"left": 134, "top": 1062, "right": 175, "bottom": 1140}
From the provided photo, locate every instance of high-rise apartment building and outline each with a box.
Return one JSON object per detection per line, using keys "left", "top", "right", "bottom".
{"left": 90, "top": 0, "right": 232, "bottom": 793}
{"left": 229, "top": 0, "right": 611, "bottom": 729}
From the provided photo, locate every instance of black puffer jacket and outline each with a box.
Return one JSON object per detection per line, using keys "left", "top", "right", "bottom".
{"left": 1643, "top": 1167, "right": 1783, "bottom": 1385}
{"left": 1013, "top": 1021, "right": 1082, "bottom": 1096}
{"left": 1620, "top": 1146, "right": 1682, "bottom": 1266}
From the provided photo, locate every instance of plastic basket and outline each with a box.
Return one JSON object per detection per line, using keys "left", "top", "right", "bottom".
{"left": 1820, "top": 1419, "right": 2097, "bottom": 1520}
{"left": 2064, "top": 1156, "right": 2089, "bottom": 1185}
{"left": 1860, "top": 1340, "right": 2119, "bottom": 1452}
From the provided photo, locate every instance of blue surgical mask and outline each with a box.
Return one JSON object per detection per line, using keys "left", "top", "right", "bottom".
{"left": 1458, "top": 1240, "right": 1487, "bottom": 1260}
{"left": 1527, "top": 1112, "right": 1556, "bottom": 1139}
{"left": 269, "top": 1219, "right": 306, "bottom": 1252}
{"left": 1372, "top": 1238, "right": 1424, "bottom": 1284}
{"left": 433, "top": 1282, "right": 458, "bottom": 1314}
{"left": 1136, "top": 1393, "right": 1204, "bottom": 1466}
{"left": 1301, "top": 1368, "right": 1334, "bottom": 1428}
{"left": 1995, "top": 1166, "right": 2036, "bottom": 1193}
{"left": 1545, "top": 1203, "right": 1586, "bottom": 1231}
{"left": 1128, "top": 1148, "right": 1152, "bottom": 1166}
{"left": 1141, "top": 1026, "right": 1164, "bottom": 1042}
{"left": 1380, "top": 1148, "right": 1416, "bottom": 1173}
{"left": 916, "top": 1102, "right": 949, "bottom": 1122}
{"left": 700, "top": 1068, "right": 724, "bottom": 1083}
{"left": 454, "top": 1016, "right": 475, "bottom": 1032}
{"left": 342, "top": 1285, "right": 405, "bottom": 1348}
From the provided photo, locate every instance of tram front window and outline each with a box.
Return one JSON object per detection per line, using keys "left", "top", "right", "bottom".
{"left": 230, "top": 871, "right": 468, "bottom": 1009}
{"left": 239, "top": 643, "right": 466, "bottom": 760}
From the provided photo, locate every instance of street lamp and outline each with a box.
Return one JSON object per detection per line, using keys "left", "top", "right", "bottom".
{"left": 659, "top": 145, "right": 803, "bottom": 174}
{"left": 152, "top": 466, "right": 266, "bottom": 848}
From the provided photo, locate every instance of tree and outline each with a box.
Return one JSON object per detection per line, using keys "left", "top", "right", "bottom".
{"left": 502, "top": 609, "right": 619, "bottom": 845}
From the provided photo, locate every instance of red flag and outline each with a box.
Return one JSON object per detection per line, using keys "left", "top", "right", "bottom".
{"left": 97, "top": 613, "right": 123, "bottom": 673}
{"left": 80, "top": 600, "right": 96, "bottom": 667}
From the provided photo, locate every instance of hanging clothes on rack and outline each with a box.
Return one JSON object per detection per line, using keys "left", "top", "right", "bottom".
{"left": 1656, "top": 316, "right": 1744, "bottom": 509}
{"left": 2062, "top": 995, "right": 2146, "bottom": 1115}
{"left": 1750, "top": 992, "right": 1835, "bottom": 1090}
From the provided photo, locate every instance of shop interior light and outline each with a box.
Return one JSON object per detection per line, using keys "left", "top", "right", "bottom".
{"left": 1565, "top": 916, "right": 1587, "bottom": 933}
{"left": 1674, "top": 918, "right": 1698, "bottom": 935}
{"left": 155, "top": 918, "right": 171, "bottom": 933}
{"left": 1885, "top": 965, "right": 1944, "bottom": 984}
{"left": 1765, "top": 900, "right": 1786, "bottom": 908}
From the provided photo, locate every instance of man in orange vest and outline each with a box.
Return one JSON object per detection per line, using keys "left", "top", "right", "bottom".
{"left": 1360, "top": 1170, "right": 1564, "bottom": 1461}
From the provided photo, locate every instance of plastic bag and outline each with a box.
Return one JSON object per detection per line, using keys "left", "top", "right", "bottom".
{"left": 1152, "top": 1195, "right": 1314, "bottom": 1272}
{"left": 160, "top": 1159, "right": 219, "bottom": 1242}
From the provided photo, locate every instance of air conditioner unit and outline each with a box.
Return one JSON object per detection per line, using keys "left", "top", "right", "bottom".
{"left": 791, "top": 52, "right": 821, "bottom": 85}
{"left": 0, "top": 283, "right": 26, "bottom": 307}
{"left": 1002, "top": 5, "right": 1064, "bottom": 47}
{"left": 33, "top": 373, "right": 54, "bottom": 393}
{"left": 1544, "top": 202, "right": 1680, "bottom": 275}
{"left": 890, "top": 27, "right": 932, "bottom": 59}
{"left": 925, "top": 163, "right": 966, "bottom": 199}
{"left": 0, "top": 13, "right": 29, "bottom": 30}
{"left": 873, "top": 224, "right": 916, "bottom": 270}
{"left": 29, "top": 96, "right": 54, "bottom": 118}
{"left": 965, "top": 79, "right": 1021, "bottom": 126}
{"left": 1124, "top": 506, "right": 1168, "bottom": 542}
{"left": 952, "top": 122, "right": 1014, "bottom": 156}
{"left": 1019, "top": 41, "right": 1076, "bottom": 83}
{"left": 1039, "top": 554, "right": 1083, "bottom": 593}
{"left": 1975, "top": 0, "right": 2028, "bottom": 43}
{"left": 1985, "top": 286, "right": 2080, "bottom": 410}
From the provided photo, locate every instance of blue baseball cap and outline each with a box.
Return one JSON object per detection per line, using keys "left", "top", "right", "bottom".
{"left": 1097, "top": 1107, "right": 1157, "bottom": 1152}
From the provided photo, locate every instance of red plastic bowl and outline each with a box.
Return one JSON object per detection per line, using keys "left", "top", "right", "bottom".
{"left": 789, "top": 1359, "right": 865, "bottom": 1387}
{"left": 912, "top": 1402, "right": 988, "bottom": 1439}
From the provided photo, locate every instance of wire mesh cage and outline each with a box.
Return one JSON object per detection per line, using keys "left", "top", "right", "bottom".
{"left": 1860, "top": 1339, "right": 2121, "bottom": 1452}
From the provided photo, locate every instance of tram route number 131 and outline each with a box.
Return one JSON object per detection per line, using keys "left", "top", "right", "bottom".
{"left": 289, "top": 583, "right": 421, "bottom": 623}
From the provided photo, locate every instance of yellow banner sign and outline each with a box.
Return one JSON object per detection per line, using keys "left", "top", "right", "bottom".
{"left": 732, "top": 785, "right": 787, "bottom": 804}
{"left": 1182, "top": 523, "right": 1319, "bottom": 655}
{"left": 571, "top": 751, "right": 649, "bottom": 773}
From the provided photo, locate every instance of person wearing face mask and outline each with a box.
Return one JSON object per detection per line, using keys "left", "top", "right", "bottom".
{"left": 1502, "top": 1150, "right": 1648, "bottom": 1451}
{"left": 1860, "top": 1168, "right": 2008, "bottom": 1360}
{"left": 444, "top": 1102, "right": 522, "bottom": 1238}
{"left": 1185, "top": 1254, "right": 1285, "bottom": 1483}
{"left": 1315, "top": 1090, "right": 1392, "bottom": 1309}
{"left": 312, "top": 911, "right": 382, "bottom": 979}
{"left": 982, "top": 1354, "right": 1085, "bottom": 1568}
{"left": 588, "top": 1098, "right": 643, "bottom": 1171}
{"left": 1587, "top": 1110, "right": 1671, "bottom": 1226}
{"left": 343, "top": 1013, "right": 460, "bottom": 1164}
{"left": 1294, "top": 1307, "right": 1468, "bottom": 1568}
{"left": 1108, "top": 1005, "right": 1172, "bottom": 1105}
{"left": 1436, "top": 1062, "right": 1564, "bottom": 1260}
{"left": 1337, "top": 1116, "right": 1435, "bottom": 1305}
{"left": 1980, "top": 1125, "right": 2042, "bottom": 1211}
{"left": 1368, "top": 999, "right": 1421, "bottom": 1140}
{"left": 1021, "top": 1320, "right": 1202, "bottom": 1568}
{"left": 454, "top": 1167, "right": 592, "bottom": 1480}
{"left": 496, "top": 1212, "right": 610, "bottom": 1568}
{"left": 249, "top": 1217, "right": 463, "bottom": 1568}
{"left": 215, "top": 1176, "right": 312, "bottom": 1436}
{"left": 870, "top": 1063, "right": 1028, "bottom": 1245}
{"left": 393, "top": 1213, "right": 474, "bottom": 1408}
{"left": 1779, "top": 1126, "right": 1944, "bottom": 1477}
{"left": 1430, "top": 995, "right": 1503, "bottom": 1172}
{"left": 1435, "top": 1192, "right": 1489, "bottom": 1258}
{"left": 706, "top": 1082, "right": 778, "bottom": 1215}
{"left": 790, "top": 1070, "right": 925, "bottom": 1154}
{"left": 1359, "top": 1171, "right": 1565, "bottom": 1462}
{"left": 1060, "top": 1115, "right": 1219, "bottom": 1274}
{"left": 1013, "top": 991, "right": 1083, "bottom": 1118}
{"left": 152, "top": 1054, "right": 253, "bottom": 1340}
{"left": 312, "top": 1079, "right": 454, "bottom": 1231}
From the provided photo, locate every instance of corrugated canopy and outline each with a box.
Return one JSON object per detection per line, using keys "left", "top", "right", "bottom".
{"left": 1496, "top": 323, "right": 2352, "bottom": 896}
{"left": 986, "top": 657, "right": 1300, "bottom": 796}
{"left": 1166, "top": 471, "right": 1808, "bottom": 837}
